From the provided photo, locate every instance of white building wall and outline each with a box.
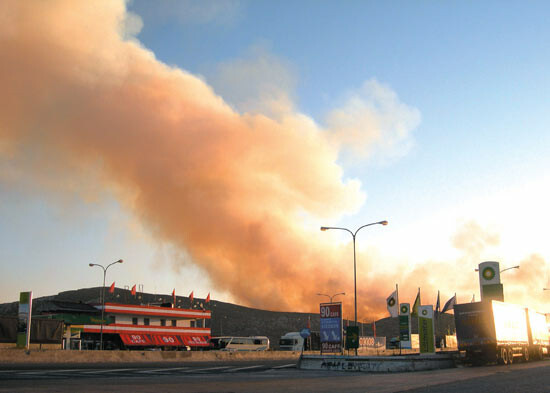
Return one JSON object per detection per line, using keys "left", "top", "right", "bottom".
{"left": 110, "top": 314, "right": 198, "bottom": 327}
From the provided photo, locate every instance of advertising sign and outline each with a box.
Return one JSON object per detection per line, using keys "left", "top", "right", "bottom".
{"left": 359, "top": 336, "right": 386, "bottom": 349}
{"left": 320, "top": 302, "right": 342, "bottom": 354}
{"left": 479, "top": 261, "right": 503, "bottom": 301}
{"left": 399, "top": 303, "right": 411, "bottom": 349}
{"left": 418, "top": 305, "right": 435, "bottom": 353}
{"left": 17, "top": 291, "right": 32, "bottom": 349}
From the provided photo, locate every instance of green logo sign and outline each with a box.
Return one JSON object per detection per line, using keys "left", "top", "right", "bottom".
{"left": 422, "top": 309, "right": 428, "bottom": 316}
{"left": 388, "top": 297, "right": 396, "bottom": 307}
{"left": 401, "top": 305, "right": 408, "bottom": 314}
{"left": 482, "top": 267, "right": 496, "bottom": 280}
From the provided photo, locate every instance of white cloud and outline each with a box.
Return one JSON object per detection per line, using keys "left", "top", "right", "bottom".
{"left": 325, "top": 79, "right": 421, "bottom": 164}
{"left": 206, "top": 44, "right": 297, "bottom": 119}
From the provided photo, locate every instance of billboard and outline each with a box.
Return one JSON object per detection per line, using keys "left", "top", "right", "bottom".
{"left": 17, "top": 291, "right": 33, "bottom": 349}
{"left": 479, "top": 261, "right": 504, "bottom": 302}
{"left": 399, "top": 303, "right": 411, "bottom": 349}
{"left": 320, "top": 302, "right": 342, "bottom": 354}
{"left": 418, "top": 305, "right": 435, "bottom": 353}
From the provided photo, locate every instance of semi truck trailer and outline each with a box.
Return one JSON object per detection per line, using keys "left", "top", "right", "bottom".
{"left": 454, "top": 300, "right": 549, "bottom": 364}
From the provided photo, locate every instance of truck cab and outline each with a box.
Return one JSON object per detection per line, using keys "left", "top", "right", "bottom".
{"left": 279, "top": 332, "right": 304, "bottom": 351}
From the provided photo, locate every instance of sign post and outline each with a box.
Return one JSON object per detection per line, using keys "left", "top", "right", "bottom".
{"left": 17, "top": 291, "right": 33, "bottom": 350}
{"left": 320, "top": 302, "right": 343, "bottom": 354}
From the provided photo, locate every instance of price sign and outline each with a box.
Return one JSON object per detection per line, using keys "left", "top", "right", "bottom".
{"left": 320, "top": 302, "right": 342, "bottom": 354}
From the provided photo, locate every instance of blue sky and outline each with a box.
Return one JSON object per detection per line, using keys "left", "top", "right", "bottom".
{"left": 1, "top": 0, "right": 549, "bottom": 316}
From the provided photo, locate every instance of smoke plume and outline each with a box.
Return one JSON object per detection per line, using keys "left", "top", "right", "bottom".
{"left": 9, "top": 1, "right": 531, "bottom": 320}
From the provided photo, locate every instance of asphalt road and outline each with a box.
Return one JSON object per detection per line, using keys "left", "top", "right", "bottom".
{"left": 1, "top": 359, "right": 550, "bottom": 392}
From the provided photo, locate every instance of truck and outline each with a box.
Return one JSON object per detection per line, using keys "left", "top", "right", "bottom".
{"left": 454, "top": 300, "right": 549, "bottom": 364}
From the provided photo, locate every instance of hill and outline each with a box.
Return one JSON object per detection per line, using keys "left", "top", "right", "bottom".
{"left": 0, "top": 287, "right": 455, "bottom": 349}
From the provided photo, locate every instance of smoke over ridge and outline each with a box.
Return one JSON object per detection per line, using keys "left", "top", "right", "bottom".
{"left": 4, "top": 1, "right": 544, "bottom": 319}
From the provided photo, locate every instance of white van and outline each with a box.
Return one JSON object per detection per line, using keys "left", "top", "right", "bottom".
{"left": 279, "top": 332, "right": 304, "bottom": 351}
{"left": 211, "top": 336, "right": 269, "bottom": 351}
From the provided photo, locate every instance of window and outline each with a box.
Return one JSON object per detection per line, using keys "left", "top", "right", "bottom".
{"left": 171, "top": 320, "right": 177, "bottom": 327}
{"left": 132, "top": 317, "right": 138, "bottom": 325}
{"left": 160, "top": 319, "right": 166, "bottom": 326}
{"left": 190, "top": 320, "right": 195, "bottom": 328}
{"left": 144, "top": 318, "right": 150, "bottom": 326}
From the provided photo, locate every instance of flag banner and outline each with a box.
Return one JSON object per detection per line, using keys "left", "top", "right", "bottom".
{"left": 399, "top": 303, "right": 411, "bottom": 349}
{"left": 205, "top": 293, "right": 210, "bottom": 303}
{"left": 172, "top": 289, "right": 175, "bottom": 297}
{"left": 441, "top": 294, "right": 456, "bottom": 313}
{"left": 435, "top": 291, "right": 440, "bottom": 314}
{"left": 411, "top": 290, "right": 421, "bottom": 316}
{"left": 131, "top": 285, "right": 136, "bottom": 296}
{"left": 189, "top": 291, "right": 194, "bottom": 303}
{"left": 386, "top": 290, "right": 398, "bottom": 317}
{"left": 418, "top": 305, "right": 435, "bottom": 354}
{"left": 109, "top": 282, "right": 115, "bottom": 294}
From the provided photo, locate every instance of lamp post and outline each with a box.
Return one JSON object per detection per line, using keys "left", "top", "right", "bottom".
{"left": 500, "top": 265, "right": 520, "bottom": 274}
{"left": 89, "top": 259, "right": 123, "bottom": 350}
{"left": 317, "top": 292, "right": 345, "bottom": 303}
{"left": 320, "top": 220, "right": 388, "bottom": 330}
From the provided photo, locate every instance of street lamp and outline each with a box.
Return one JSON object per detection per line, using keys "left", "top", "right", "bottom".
{"left": 320, "top": 220, "right": 388, "bottom": 331}
{"left": 317, "top": 292, "right": 345, "bottom": 303}
{"left": 89, "top": 259, "right": 123, "bottom": 350}
{"left": 474, "top": 265, "right": 520, "bottom": 273}
{"left": 500, "top": 265, "right": 520, "bottom": 273}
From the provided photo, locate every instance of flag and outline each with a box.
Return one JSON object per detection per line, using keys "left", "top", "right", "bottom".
{"left": 373, "top": 320, "right": 377, "bottom": 337}
{"left": 386, "top": 290, "right": 398, "bottom": 317}
{"left": 131, "top": 284, "right": 136, "bottom": 296}
{"left": 435, "top": 290, "right": 440, "bottom": 314}
{"left": 109, "top": 282, "right": 115, "bottom": 294}
{"left": 189, "top": 291, "right": 194, "bottom": 303}
{"left": 411, "top": 289, "right": 421, "bottom": 316}
{"left": 442, "top": 294, "right": 456, "bottom": 313}
{"left": 471, "top": 294, "right": 475, "bottom": 302}
{"left": 205, "top": 292, "right": 210, "bottom": 303}
{"left": 172, "top": 289, "right": 176, "bottom": 305}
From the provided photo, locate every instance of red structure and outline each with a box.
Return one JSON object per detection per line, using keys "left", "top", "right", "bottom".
{"left": 82, "top": 303, "right": 211, "bottom": 349}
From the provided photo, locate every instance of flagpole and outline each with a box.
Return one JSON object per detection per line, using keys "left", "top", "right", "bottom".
{"left": 396, "top": 284, "right": 399, "bottom": 311}
{"left": 396, "top": 284, "right": 401, "bottom": 355}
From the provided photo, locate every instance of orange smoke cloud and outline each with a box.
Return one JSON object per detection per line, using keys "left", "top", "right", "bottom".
{"left": 0, "top": 0, "right": 368, "bottom": 315}
{"left": 9, "top": 1, "right": 544, "bottom": 321}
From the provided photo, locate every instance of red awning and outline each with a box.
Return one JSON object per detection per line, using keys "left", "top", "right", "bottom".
{"left": 182, "top": 335, "right": 210, "bottom": 347}
{"left": 151, "top": 335, "right": 184, "bottom": 346}
{"left": 119, "top": 334, "right": 210, "bottom": 347}
{"left": 120, "top": 334, "right": 153, "bottom": 346}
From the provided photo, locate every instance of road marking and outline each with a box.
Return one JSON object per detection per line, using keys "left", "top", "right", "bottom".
{"left": 184, "top": 366, "right": 232, "bottom": 373}
{"left": 17, "top": 371, "right": 51, "bottom": 375}
{"left": 223, "top": 365, "right": 265, "bottom": 372}
{"left": 81, "top": 368, "right": 134, "bottom": 374}
{"left": 135, "top": 367, "right": 189, "bottom": 374}
{"left": 271, "top": 364, "right": 297, "bottom": 369}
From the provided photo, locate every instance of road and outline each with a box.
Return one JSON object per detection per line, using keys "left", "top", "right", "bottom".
{"left": 1, "top": 359, "right": 550, "bottom": 392}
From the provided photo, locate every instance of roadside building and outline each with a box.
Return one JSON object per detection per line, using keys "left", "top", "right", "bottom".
{"left": 78, "top": 302, "right": 211, "bottom": 350}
